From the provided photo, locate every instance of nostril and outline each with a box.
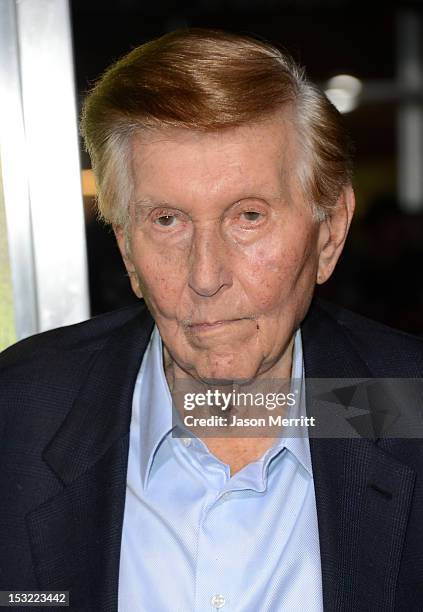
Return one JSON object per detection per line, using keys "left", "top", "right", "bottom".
{"left": 188, "top": 282, "right": 226, "bottom": 298}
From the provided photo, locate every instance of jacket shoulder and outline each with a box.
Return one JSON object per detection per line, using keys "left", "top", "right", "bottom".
{"left": 0, "top": 302, "right": 146, "bottom": 370}
{"left": 315, "top": 300, "right": 423, "bottom": 376}
{"left": 0, "top": 302, "right": 150, "bottom": 458}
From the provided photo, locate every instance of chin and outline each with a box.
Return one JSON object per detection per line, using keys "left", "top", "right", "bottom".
{"left": 193, "top": 357, "right": 260, "bottom": 385}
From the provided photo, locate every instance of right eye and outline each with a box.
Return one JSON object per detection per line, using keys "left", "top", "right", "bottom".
{"left": 153, "top": 214, "right": 178, "bottom": 227}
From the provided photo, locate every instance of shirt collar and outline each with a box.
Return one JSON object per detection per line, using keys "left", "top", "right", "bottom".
{"left": 137, "top": 324, "right": 313, "bottom": 486}
{"left": 279, "top": 327, "right": 313, "bottom": 476}
{"left": 137, "top": 326, "right": 174, "bottom": 487}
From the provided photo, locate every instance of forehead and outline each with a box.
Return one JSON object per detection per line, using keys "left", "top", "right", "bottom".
{"left": 130, "top": 113, "right": 301, "bottom": 203}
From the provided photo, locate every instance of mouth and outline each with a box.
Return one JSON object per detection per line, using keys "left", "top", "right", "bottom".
{"left": 188, "top": 318, "right": 245, "bottom": 332}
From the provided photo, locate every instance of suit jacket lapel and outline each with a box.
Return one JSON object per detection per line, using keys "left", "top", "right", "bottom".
{"left": 302, "top": 301, "right": 416, "bottom": 612}
{"left": 26, "top": 303, "right": 154, "bottom": 611}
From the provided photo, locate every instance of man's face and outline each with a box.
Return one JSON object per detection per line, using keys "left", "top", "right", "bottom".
{"left": 116, "top": 113, "right": 337, "bottom": 382}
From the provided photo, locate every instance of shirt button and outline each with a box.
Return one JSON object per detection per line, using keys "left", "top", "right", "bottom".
{"left": 211, "top": 594, "right": 226, "bottom": 609}
{"left": 181, "top": 437, "right": 192, "bottom": 447}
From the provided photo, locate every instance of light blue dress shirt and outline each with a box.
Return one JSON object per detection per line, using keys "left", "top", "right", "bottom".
{"left": 118, "top": 326, "right": 323, "bottom": 611}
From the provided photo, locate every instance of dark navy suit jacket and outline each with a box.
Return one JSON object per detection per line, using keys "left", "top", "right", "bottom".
{"left": 1, "top": 299, "right": 423, "bottom": 611}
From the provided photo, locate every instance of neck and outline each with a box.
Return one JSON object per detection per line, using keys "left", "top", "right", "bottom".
{"left": 161, "top": 337, "right": 296, "bottom": 476}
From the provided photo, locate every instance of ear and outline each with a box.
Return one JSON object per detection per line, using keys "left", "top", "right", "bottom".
{"left": 113, "top": 224, "right": 143, "bottom": 298}
{"left": 316, "top": 184, "right": 355, "bottom": 285}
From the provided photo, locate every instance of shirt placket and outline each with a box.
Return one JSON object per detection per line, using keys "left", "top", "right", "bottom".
{"left": 194, "top": 490, "right": 237, "bottom": 612}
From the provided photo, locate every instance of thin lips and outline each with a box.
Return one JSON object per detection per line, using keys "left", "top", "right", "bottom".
{"left": 189, "top": 318, "right": 243, "bottom": 327}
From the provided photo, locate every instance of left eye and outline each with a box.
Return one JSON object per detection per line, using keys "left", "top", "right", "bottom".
{"left": 154, "top": 214, "right": 177, "bottom": 227}
{"left": 240, "top": 211, "right": 262, "bottom": 221}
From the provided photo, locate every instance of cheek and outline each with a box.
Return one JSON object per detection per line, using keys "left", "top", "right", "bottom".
{"left": 238, "top": 231, "right": 316, "bottom": 311}
{"left": 132, "top": 244, "right": 186, "bottom": 311}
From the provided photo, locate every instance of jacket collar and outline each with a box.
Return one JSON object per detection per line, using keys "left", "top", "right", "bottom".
{"left": 43, "top": 302, "right": 154, "bottom": 485}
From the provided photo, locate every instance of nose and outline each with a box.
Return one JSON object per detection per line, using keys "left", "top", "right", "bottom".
{"left": 188, "top": 226, "right": 232, "bottom": 297}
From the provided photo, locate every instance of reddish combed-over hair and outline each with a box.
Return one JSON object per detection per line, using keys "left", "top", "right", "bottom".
{"left": 81, "top": 28, "right": 353, "bottom": 226}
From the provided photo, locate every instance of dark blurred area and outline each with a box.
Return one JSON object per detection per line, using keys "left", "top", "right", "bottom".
{"left": 71, "top": 0, "right": 423, "bottom": 334}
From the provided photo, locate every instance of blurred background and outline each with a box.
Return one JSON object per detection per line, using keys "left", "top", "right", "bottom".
{"left": 1, "top": 0, "right": 422, "bottom": 349}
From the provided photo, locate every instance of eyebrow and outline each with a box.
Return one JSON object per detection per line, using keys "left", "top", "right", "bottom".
{"left": 132, "top": 197, "right": 172, "bottom": 209}
{"left": 132, "top": 193, "right": 279, "bottom": 208}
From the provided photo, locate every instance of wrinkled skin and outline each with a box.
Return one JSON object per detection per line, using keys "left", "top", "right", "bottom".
{"left": 115, "top": 113, "right": 354, "bottom": 385}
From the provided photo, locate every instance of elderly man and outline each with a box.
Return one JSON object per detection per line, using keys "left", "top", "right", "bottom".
{"left": 1, "top": 29, "right": 422, "bottom": 612}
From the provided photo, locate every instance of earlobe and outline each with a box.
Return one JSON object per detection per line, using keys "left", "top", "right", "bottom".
{"left": 316, "top": 184, "right": 355, "bottom": 285}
